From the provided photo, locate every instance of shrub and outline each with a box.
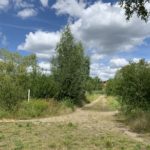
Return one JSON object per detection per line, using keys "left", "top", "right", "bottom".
{"left": 17, "top": 100, "right": 49, "bottom": 118}
{"left": 106, "top": 59, "right": 150, "bottom": 112}
{"left": 61, "top": 98, "right": 75, "bottom": 111}
{"left": 0, "top": 75, "right": 25, "bottom": 111}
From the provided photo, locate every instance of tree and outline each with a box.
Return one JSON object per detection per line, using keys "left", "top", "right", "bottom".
{"left": 52, "top": 26, "right": 89, "bottom": 105}
{"left": 120, "top": 0, "right": 149, "bottom": 21}
{"left": 107, "top": 59, "right": 150, "bottom": 112}
{"left": 85, "top": 77, "right": 102, "bottom": 93}
{"left": 0, "top": 49, "right": 39, "bottom": 110}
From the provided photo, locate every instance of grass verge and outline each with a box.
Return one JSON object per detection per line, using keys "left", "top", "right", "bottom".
{"left": 85, "top": 91, "right": 102, "bottom": 102}
{"left": 0, "top": 99, "right": 74, "bottom": 119}
{"left": 118, "top": 110, "right": 150, "bottom": 133}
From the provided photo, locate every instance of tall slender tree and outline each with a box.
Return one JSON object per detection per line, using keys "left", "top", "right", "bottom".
{"left": 52, "top": 26, "right": 89, "bottom": 105}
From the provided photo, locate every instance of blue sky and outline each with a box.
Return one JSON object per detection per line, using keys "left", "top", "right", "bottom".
{"left": 0, "top": 0, "right": 150, "bottom": 80}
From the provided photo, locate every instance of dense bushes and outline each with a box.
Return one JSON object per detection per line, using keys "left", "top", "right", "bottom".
{"left": 85, "top": 77, "right": 102, "bottom": 93}
{"left": 106, "top": 59, "right": 150, "bottom": 112}
{"left": 0, "top": 75, "right": 26, "bottom": 110}
{"left": 30, "top": 74, "right": 58, "bottom": 99}
{"left": 0, "top": 27, "right": 104, "bottom": 113}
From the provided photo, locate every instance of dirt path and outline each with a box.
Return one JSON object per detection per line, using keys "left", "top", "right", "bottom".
{"left": 0, "top": 95, "right": 149, "bottom": 145}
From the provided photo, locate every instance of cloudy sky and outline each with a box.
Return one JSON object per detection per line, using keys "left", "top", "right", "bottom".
{"left": 0, "top": 0, "right": 150, "bottom": 80}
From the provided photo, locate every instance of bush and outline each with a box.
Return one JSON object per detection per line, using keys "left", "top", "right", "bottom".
{"left": 61, "top": 98, "right": 75, "bottom": 111}
{"left": 30, "top": 75, "right": 58, "bottom": 99}
{"left": 106, "top": 59, "right": 150, "bottom": 112}
{"left": 85, "top": 77, "right": 102, "bottom": 93}
{"left": 105, "top": 79, "right": 116, "bottom": 96}
{"left": 17, "top": 100, "right": 49, "bottom": 118}
{"left": 0, "top": 75, "right": 25, "bottom": 110}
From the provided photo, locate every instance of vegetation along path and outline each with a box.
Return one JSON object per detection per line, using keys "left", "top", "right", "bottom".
{"left": 0, "top": 96, "right": 150, "bottom": 150}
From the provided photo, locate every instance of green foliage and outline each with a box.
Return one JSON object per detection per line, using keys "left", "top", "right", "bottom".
{"left": 105, "top": 79, "right": 117, "bottom": 96}
{"left": 120, "top": 0, "right": 149, "bottom": 21}
{"left": 85, "top": 91, "right": 101, "bottom": 102}
{"left": 106, "top": 59, "right": 150, "bottom": 112}
{"left": 30, "top": 74, "right": 58, "bottom": 99}
{"left": 18, "top": 100, "right": 49, "bottom": 118}
{"left": 61, "top": 98, "right": 75, "bottom": 111}
{"left": 0, "top": 49, "right": 38, "bottom": 110}
{"left": 0, "top": 75, "right": 25, "bottom": 110}
{"left": 106, "top": 96, "right": 120, "bottom": 110}
{"left": 0, "top": 49, "right": 58, "bottom": 111}
{"left": 85, "top": 77, "right": 102, "bottom": 93}
{"left": 52, "top": 26, "right": 89, "bottom": 105}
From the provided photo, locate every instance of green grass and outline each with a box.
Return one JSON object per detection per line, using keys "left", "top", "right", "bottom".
{"left": 0, "top": 99, "right": 74, "bottom": 119}
{"left": 85, "top": 91, "right": 102, "bottom": 102}
{"left": 106, "top": 96, "right": 120, "bottom": 111}
{"left": 0, "top": 122, "right": 149, "bottom": 150}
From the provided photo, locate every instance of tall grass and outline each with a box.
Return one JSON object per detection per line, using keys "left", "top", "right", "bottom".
{"left": 119, "top": 109, "right": 150, "bottom": 133}
{"left": 0, "top": 99, "right": 75, "bottom": 119}
{"left": 85, "top": 91, "right": 102, "bottom": 102}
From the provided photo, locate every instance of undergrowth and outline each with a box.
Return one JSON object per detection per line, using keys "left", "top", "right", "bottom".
{"left": 0, "top": 99, "right": 75, "bottom": 119}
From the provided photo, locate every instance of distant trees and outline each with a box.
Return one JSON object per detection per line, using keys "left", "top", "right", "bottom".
{"left": 0, "top": 49, "right": 57, "bottom": 110}
{"left": 105, "top": 59, "right": 150, "bottom": 112}
{"left": 52, "top": 26, "right": 90, "bottom": 105}
{"left": 85, "top": 77, "right": 102, "bottom": 93}
{"left": 0, "top": 49, "right": 36, "bottom": 110}
{"left": 0, "top": 26, "right": 104, "bottom": 110}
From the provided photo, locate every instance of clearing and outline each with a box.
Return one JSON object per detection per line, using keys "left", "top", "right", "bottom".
{"left": 0, "top": 95, "right": 149, "bottom": 150}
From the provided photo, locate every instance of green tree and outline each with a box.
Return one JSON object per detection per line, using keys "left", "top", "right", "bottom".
{"left": 52, "top": 26, "right": 89, "bottom": 105}
{"left": 85, "top": 77, "right": 102, "bottom": 93}
{"left": 120, "top": 0, "right": 149, "bottom": 21}
{"left": 108, "top": 59, "right": 150, "bottom": 112}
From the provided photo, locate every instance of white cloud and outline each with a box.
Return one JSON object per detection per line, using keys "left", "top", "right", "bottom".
{"left": 90, "top": 57, "right": 129, "bottom": 81}
{"left": 91, "top": 53, "right": 105, "bottom": 62}
{"left": 18, "top": 30, "right": 60, "bottom": 59}
{"left": 13, "top": 0, "right": 34, "bottom": 9}
{"left": 133, "top": 58, "right": 141, "bottom": 63}
{"left": 40, "top": 0, "right": 49, "bottom": 7}
{"left": 52, "top": 0, "right": 86, "bottom": 17}
{"left": 0, "top": 0, "right": 9, "bottom": 10}
{"left": 90, "top": 63, "right": 118, "bottom": 81}
{"left": 110, "top": 58, "right": 129, "bottom": 68}
{"left": 17, "top": 8, "right": 37, "bottom": 19}
{"left": 18, "top": 1, "right": 150, "bottom": 80}
{"left": 70, "top": 2, "right": 150, "bottom": 54}
{"left": 0, "top": 32, "right": 8, "bottom": 46}
{"left": 38, "top": 61, "right": 51, "bottom": 74}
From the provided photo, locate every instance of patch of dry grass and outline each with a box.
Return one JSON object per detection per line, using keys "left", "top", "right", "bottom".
{"left": 0, "top": 121, "right": 149, "bottom": 150}
{"left": 118, "top": 110, "right": 150, "bottom": 133}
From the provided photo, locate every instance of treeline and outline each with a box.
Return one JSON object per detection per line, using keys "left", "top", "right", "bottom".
{"left": 0, "top": 26, "right": 102, "bottom": 111}
{"left": 105, "top": 59, "right": 150, "bottom": 113}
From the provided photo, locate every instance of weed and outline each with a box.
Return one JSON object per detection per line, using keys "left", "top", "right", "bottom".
{"left": 14, "top": 140, "right": 24, "bottom": 150}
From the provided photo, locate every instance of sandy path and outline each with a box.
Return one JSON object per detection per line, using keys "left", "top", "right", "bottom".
{"left": 0, "top": 95, "right": 149, "bottom": 145}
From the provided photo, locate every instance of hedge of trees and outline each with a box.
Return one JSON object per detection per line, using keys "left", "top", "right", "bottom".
{"left": 0, "top": 26, "right": 102, "bottom": 110}
{"left": 105, "top": 59, "right": 150, "bottom": 112}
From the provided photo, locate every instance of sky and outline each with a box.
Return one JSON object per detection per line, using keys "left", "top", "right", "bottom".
{"left": 0, "top": 0, "right": 150, "bottom": 80}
